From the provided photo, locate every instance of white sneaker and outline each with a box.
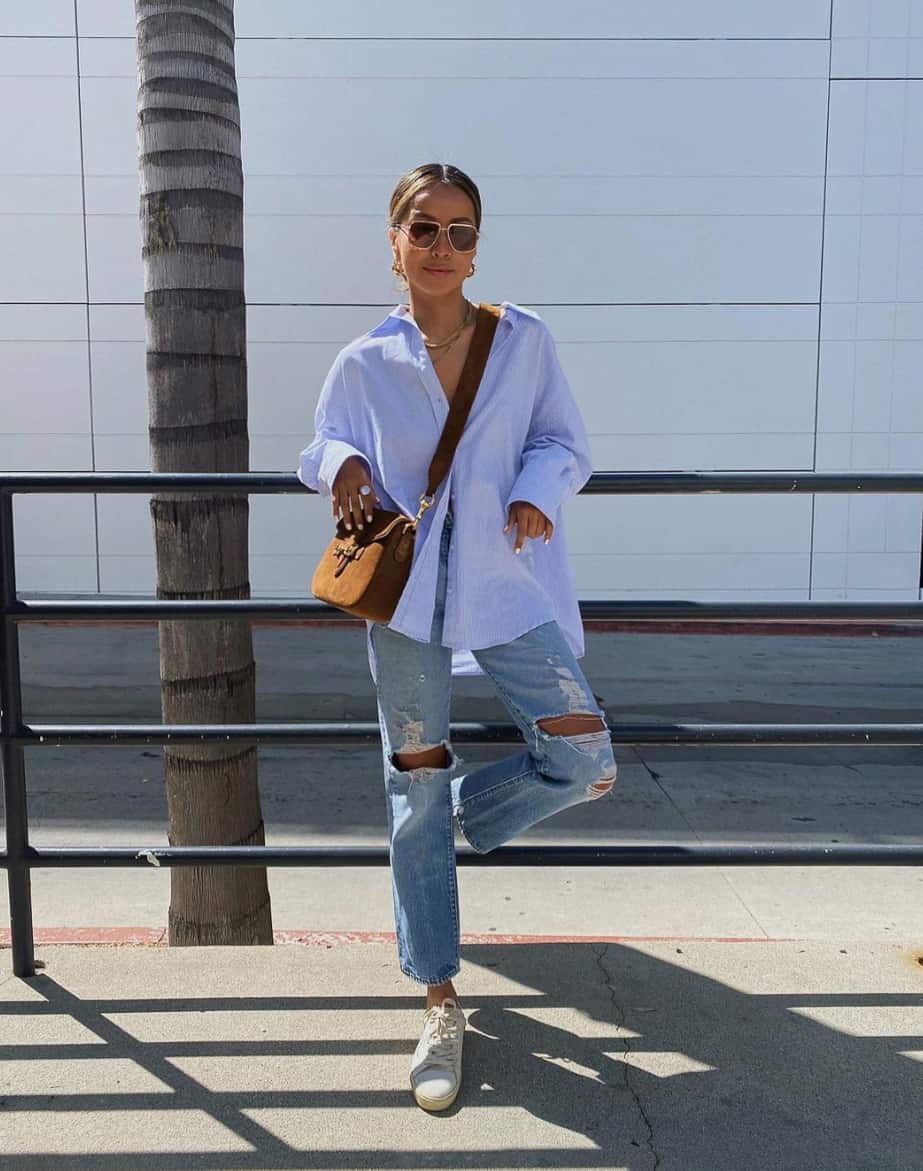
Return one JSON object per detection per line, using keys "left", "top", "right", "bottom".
{"left": 410, "top": 996, "right": 466, "bottom": 1111}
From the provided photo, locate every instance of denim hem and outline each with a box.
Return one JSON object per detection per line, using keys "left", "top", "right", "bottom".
{"left": 453, "top": 808, "right": 489, "bottom": 855}
{"left": 400, "top": 961, "right": 461, "bottom": 987}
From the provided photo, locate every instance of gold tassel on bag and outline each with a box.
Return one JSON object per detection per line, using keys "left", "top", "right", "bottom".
{"left": 310, "top": 302, "right": 502, "bottom": 621}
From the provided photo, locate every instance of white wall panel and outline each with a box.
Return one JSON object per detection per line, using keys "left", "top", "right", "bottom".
{"left": 78, "top": 37, "right": 829, "bottom": 305}
{"left": 0, "top": 3, "right": 73, "bottom": 37}
{"left": 12, "top": 494, "right": 97, "bottom": 595}
{"left": 81, "top": 34, "right": 833, "bottom": 81}
{"left": 76, "top": 2, "right": 832, "bottom": 41}
{"left": 89, "top": 339, "right": 148, "bottom": 436}
{"left": 832, "top": 0, "right": 922, "bottom": 77}
{"left": 96, "top": 495, "right": 150, "bottom": 558}
{"left": 0, "top": 35, "right": 76, "bottom": 82}
{"left": 233, "top": 77, "right": 826, "bottom": 182}
{"left": 0, "top": 176, "right": 83, "bottom": 215}
{"left": 0, "top": 437, "right": 92, "bottom": 473}
{"left": 566, "top": 492, "right": 812, "bottom": 555}
{"left": 0, "top": 340, "right": 91, "bottom": 433}
{"left": 0, "top": 215, "right": 87, "bottom": 302}
{"left": 571, "top": 551, "right": 811, "bottom": 592}
{"left": 93, "top": 435, "right": 149, "bottom": 473}
{"left": 13, "top": 493, "right": 95, "bottom": 556}
{"left": 0, "top": 303, "right": 92, "bottom": 482}
{"left": 16, "top": 556, "right": 97, "bottom": 593}
{"left": 812, "top": 77, "right": 923, "bottom": 598}
{"left": 536, "top": 305, "right": 819, "bottom": 472}
{"left": 98, "top": 555, "right": 154, "bottom": 594}
{"left": 249, "top": 555, "right": 313, "bottom": 597}
{"left": 0, "top": 41, "right": 86, "bottom": 302}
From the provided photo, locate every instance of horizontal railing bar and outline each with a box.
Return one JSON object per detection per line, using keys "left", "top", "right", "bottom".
{"left": 2, "top": 471, "right": 923, "bottom": 494}
{"left": 0, "top": 843, "right": 920, "bottom": 867}
{"left": 14, "top": 721, "right": 923, "bottom": 747}
{"left": 7, "top": 598, "right": 923, "bottom": 623}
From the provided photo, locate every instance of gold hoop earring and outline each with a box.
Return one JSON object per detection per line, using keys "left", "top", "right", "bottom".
{"left": 391, "top": 257, "right": 408, "bottom": 291}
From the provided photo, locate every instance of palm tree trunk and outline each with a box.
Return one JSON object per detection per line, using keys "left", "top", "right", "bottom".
{"left": 135, "top": 0, "right": 272, "bottom": 945}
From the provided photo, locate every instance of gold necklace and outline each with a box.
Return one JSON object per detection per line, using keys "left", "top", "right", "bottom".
{"left": 421, "top": 299, "right": 476, "bottom": 356}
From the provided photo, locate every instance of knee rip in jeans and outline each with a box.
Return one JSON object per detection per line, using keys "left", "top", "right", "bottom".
{"left": 535, "top": 712, "right": 617, "bottom": 799}
{"left": 391, "top": 734, "right": 455, "bottom": 780}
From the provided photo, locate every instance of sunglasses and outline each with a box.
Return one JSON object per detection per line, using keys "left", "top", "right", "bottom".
{"left": 392, "top": 219, "right": 479, "bottom": 252}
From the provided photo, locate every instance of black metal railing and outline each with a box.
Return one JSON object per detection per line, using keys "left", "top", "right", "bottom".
{"left": 3, "top": 470, "right": 923, "bottom": 978}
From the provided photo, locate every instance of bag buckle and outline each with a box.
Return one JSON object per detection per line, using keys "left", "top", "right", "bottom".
{"left": 332, "top": 540, "right": 365, "bottom": 577}
{"left": 411, "top": 493, "right": 435, "bottom": 527}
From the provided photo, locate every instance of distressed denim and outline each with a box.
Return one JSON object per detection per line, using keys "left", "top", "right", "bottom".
{"left": 370, "top": 507, "right": 618, "bottom": 986}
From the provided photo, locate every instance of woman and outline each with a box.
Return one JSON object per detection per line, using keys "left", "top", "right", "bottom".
{"left": 297, "top": 163, "right": 618, "bottom": 1112}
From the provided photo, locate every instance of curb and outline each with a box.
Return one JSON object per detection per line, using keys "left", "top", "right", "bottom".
{"left": 1, "top": 927, "right": 793, "bottom": 948}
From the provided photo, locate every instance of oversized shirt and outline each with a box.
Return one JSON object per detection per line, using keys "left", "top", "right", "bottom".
{"left": 295, "top": 300, "right": 594, "bottom": 682}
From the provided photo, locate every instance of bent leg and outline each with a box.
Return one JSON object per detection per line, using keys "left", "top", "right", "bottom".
{"left": 452, "top": 621, "right": 619, "bottom": 853}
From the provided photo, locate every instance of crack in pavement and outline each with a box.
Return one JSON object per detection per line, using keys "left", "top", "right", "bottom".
{"left": 594, "top": 941, "right": 661, "bottom": 1169}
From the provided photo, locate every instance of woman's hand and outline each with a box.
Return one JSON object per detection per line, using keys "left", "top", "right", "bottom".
{"left": 331, "top": 455, "right": 381, "bottom": 532}
{"left": 504, "top": 500, "right": 553, "bottom": 553}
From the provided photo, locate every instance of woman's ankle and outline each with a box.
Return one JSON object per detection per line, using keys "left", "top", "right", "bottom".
{"left": 426, "top": 982, "right": 457, "bottom": 1007}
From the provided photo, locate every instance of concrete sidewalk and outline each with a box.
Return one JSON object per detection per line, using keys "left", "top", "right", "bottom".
{"left": 1, "top": 935, "right": 922, "bottom": 1169}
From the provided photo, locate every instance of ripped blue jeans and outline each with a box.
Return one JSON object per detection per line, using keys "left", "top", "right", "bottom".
{"left": 369, "top": 506, "right": 618, "bottom": 986}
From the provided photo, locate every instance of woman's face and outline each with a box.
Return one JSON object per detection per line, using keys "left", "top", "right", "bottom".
{"left": 389, "top": 183, "right": 478, "bottom": 299}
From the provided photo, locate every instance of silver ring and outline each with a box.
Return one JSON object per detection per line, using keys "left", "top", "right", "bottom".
{"left": 358, "top": 484, "right": 372, "bottom": 496}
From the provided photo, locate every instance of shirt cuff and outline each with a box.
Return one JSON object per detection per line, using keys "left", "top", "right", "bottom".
{"left": 299, "top": 439, "right": 372, "bottom": 497}
{"left": 505, "top": 453, "right": 576, "bottom": 523}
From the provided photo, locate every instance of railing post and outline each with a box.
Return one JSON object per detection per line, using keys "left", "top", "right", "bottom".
{"left": 0, "top": 492, "right": 35, "bottom": 977}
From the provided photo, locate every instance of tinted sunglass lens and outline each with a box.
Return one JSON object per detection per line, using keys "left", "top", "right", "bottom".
{"left": 408, "top": 222, "right": 439, "bottom": 247}
{"left": 449, "top": 224, "right": 477, "bottom": 251}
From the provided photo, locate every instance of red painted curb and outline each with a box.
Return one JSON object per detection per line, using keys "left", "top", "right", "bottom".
{"left": 0, "top": 927, "right": 792, "bottom": 947}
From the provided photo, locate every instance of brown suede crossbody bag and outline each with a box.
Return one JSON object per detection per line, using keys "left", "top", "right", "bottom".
{"left": 310, "top": 301, "right": 502, "bottom": 622}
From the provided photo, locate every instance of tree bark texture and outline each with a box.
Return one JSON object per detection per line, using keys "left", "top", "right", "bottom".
{"left": 135, "top": 0, "right": 273, "bottom": 945}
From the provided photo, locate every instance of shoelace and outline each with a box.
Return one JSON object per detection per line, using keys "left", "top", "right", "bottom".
{"left": 417, "top": 1005, "right": 462, "bottom": 1068}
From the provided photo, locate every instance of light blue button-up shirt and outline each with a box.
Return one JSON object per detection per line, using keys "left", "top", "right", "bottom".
{"left": 296, "top": 300, "right": 594, "bottom": 681}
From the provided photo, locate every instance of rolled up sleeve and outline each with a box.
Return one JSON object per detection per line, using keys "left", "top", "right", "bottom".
{"left": 504, "top": 323, "right": 594, "bottom": 523}
{"left": 296, "top": 354, "right": 373, "bottom": 498}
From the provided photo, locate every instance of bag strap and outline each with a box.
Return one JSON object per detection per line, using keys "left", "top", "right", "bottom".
{"left": 423, "top": 301, "right": 502, "bottom": 499}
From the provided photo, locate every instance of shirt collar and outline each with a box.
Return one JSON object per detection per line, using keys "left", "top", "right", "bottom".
{"left": 386, "top": 300, "right": 513, "bottom": 327}
{"left": 366, "top": 300, "right": 514, "bottom": 339}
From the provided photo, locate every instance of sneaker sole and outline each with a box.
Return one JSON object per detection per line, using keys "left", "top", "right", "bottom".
{"left": 412, "top": 1079, "right": 460, "bottom": 1111}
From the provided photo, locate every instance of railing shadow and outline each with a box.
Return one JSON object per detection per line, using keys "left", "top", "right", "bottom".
{"left": 0, "top": 938, "right": 920, "bottom": 1168}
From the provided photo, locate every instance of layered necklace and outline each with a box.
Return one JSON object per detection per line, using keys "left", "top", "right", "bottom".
{"left": 418, "top": 298, "right": 476, "bottom": 363}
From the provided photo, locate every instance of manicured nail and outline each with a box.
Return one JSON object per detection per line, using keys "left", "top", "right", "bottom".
{"left": 544, "top": 537, "right": 550, "bottom": 544}
{"left": 345, "top": 521, "right": 352, "bottom": 530}
{"left": 515, "top": 546, "right": 522, "bottom": 555}
{"left": 357, "top": 522, "right": 364, "bottom": 530}
{"left": 366, "top": 512, "right": 373, "bottom": 522}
